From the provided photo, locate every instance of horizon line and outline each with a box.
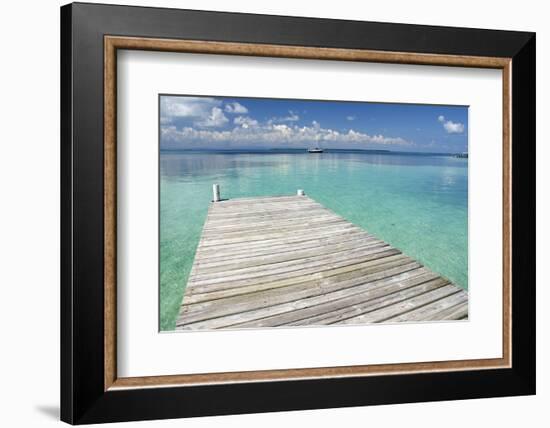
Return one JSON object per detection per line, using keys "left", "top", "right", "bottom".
{"left": 159, "top": 147, "right": 466, "bottom": 155}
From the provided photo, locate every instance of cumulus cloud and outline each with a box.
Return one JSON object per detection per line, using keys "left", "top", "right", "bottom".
{"left": 443, "top": 121, "right": 465, "bottom": 133}
{"left": 234, "top": 116, "right": 259, "bottom": 128}
{"left": 160, "top": 96, "right": 231, "bottom": 128}
{"left": 268, "top": 110, "right": 300, "bottom": 124}
{"left": 160, "top": 96, "right": 413, "bottom": 149}
{"left": 196, "top": 107, "right": 229, "bottom": 127}
{"left": 224, "top": 102, "right": 248, "bottom": 114}
{"left": 161, "top": 96, "right": 221, "bottom": 121}
{"left": 438, "top": 115, "right": 464, "bottom": 134}
{"left": 161, "top": 120, "right": 410, "bottom": 148}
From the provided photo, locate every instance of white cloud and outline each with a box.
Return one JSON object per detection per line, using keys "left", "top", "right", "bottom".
{"left": 196, "top": 107, "right": 229, "bottom": 128}
{"left": 438, "top": 115, "right": 464, "bottom": 134}
{"left": 268, "top": 110, "right": 300, "bottom": 124}
{"left": 443, "top": 120, "right": 464, "bottom": 133}
{"left": 285, "top": 111, "right": 300, "bottom": 121}
{"left": 160, "top": 97, "right": 413, "bottom": 148}
{"left": 234, "top": 116, "right": 258, "bottom": 128}
{"left": 224, "top": 102, "right": 248, "bottom": 114}
{"left": 346, "top": 116, "right": 356, "bottom": 121}
{"left": 161, "top": 96, "right": 220, "bottom": 120}
{"left": 160, "top": 96, "right": 231, "bottom": 127}
{"left": 161, "top": 121, "right": 410, "bottom": 148}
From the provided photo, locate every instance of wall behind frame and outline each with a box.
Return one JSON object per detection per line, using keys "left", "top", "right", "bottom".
{"left": 0, "top": 1, "right": 545, "bottom": 427}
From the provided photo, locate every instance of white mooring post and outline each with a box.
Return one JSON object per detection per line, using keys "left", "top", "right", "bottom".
{"left": 297, "top": 189, "right": 305, "bottom": 196}
{"left": 212, "top": 184, "right": 221, "bottom": 202}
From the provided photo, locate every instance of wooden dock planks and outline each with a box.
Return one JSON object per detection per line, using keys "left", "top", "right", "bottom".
{"left": 176, "top": 195, "right": 468, "bottom": 330}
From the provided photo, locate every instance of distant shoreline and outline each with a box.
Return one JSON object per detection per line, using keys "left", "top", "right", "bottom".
{"left": 160, "top": 148, "right": 464, "bottom": 157}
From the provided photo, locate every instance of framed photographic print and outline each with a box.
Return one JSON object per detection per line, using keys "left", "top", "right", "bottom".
{"left": 60, "top": 2, "right": 536, "bottom": 424}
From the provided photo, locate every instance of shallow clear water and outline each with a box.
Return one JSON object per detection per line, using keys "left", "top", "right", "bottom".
{"left": 160, "top": 151, "right": 468, "bottom": 331}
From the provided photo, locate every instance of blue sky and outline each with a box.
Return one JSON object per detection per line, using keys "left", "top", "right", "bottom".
{"left": 160, "top": 95, "right": 468, "bottom": 153}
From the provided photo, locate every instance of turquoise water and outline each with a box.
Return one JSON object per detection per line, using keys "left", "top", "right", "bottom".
{"left": 160, "top": 150, "right": 468, "bottom": 331}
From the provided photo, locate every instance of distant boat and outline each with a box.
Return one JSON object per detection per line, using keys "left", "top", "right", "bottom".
{"left": 454, "top": 152, "right": 468, "bottom": 159}
{"left": 307, "top": 147, "right": 324, "bottom": 153}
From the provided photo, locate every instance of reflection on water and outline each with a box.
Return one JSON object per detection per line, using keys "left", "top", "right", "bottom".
{"left": 161, "top": 150, "right": 467, "bottom": 180}
{"left": 348, "top": 153, "right": 468, "bottom": 167}
{"left": 159, "top": 150, "right": 468, "bottom": 331}
{"left": 161, "top": 153, "right": 284, "bottom": 180}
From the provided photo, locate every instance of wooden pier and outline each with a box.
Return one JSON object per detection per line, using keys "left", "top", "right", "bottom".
{"left": 176, "top": 192, "right": 468, "bottom": 330}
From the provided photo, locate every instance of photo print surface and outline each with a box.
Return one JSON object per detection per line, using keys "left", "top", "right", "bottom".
{"left": 159, "top": 95, "right": 469, "bottom": 332}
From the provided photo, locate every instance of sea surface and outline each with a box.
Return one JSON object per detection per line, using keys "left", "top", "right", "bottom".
{"left": 160, "top": 150, "right": 468, "bottom": 331}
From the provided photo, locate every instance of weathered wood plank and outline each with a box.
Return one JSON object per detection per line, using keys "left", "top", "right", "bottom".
{"left": 200, "top": 218, "right": 349, "bottom": 240}
{"left": 194, "top": 231, "right": 374, "bottom": 263}
{"left": 177, "top": 262, "right": 425, "bottom": 327}
{"left": 182, "top": 256, "right": 415, "bottom": 313}
{"left": 227, "top": 272, "right": 443, "bottom": 329}
{"left": 196, "top": 227, "right": 368, "bottom": 255}
{"left": 206, "top": 202, "right": 321, "bottom": 216}
{"left": 385, "top": 291, "right": 468, "bottom": 322}
{"left": 199, "top": 223, "right": 360, "bottom": 247}
{"left": 181, "top": 256, "right": 416, "bottom": 307}
{"left": 203, "top": 211, "right": 336, "bottom": 231}
{"left": 335, "top": 284, "right": 462, "bottom": 324}
{"left": 211, "top": 197, "right": 315, "bottom": 207}
{"left": 210, "top": 195, "right": 311, "bottom": 205}
{"left": 194, "top": 234, "right": 380, "bottom": 266}
{"left": 204, "top": 212, "right": 344, "bottom": 228}
{"left": 186, "top": 247, "right": 399, "bottom": 293}
{"left": 419, "top": 301, "right": 469, "bottom": 321}
{"left": 193, "top": 238, "right": 383, "bottom": 275}
{"left": 181, "top": 267, "right": 432, "bottom": 329}
{"left": 189, "top": 242, "right": 390, "bottom": 284}
{"left": 288, "top": 277, "right": 449, "bottom": 326}
{"left": 175, "top": 195, "right": 468, "bottom": 330}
